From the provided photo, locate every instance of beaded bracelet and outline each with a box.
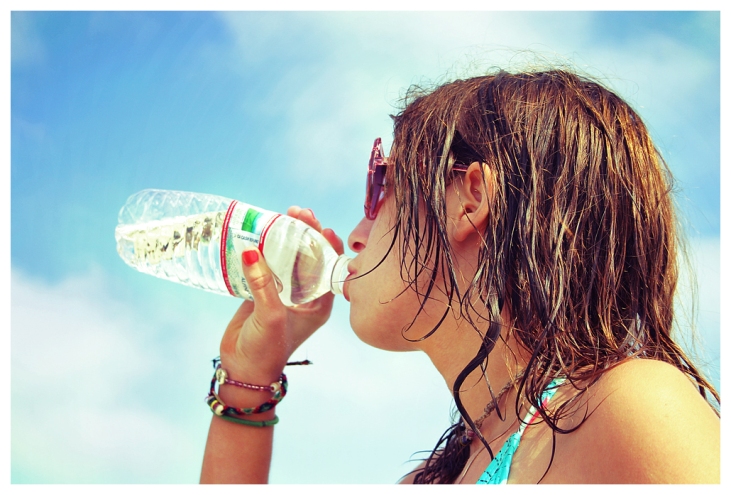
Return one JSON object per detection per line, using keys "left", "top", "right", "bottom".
{"left": 205, "top": 387, "right": 285, "bottom": 417}
{"left": 205, "top": 356, "right": 308, "bottom": 426}
{"left": 211, "top": 357, "right": 286, "bottom": 393}
{"left": 206, "top": 368, "right": 288, "bottom": 416}
{"left": 215, "top": 366, "right": 285, "bottom": 393}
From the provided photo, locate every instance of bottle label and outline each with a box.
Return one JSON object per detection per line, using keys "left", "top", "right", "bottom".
{"left": 220, "top": 201, "right": 281, "bottom": 298}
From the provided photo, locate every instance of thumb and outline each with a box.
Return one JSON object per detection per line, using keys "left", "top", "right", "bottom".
{"left": 241, "top": 248, "right": 286, "bottom": 331}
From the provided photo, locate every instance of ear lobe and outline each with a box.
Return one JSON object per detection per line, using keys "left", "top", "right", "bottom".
{"left": 452, "top": 162, "right": 492, "bottom": 243}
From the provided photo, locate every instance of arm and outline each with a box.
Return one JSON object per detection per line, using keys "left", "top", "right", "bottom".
{"left": 200, "top": 208, "right": 344, "bottom": 483}
{"left": 199, "top": 299, "right": 280, "bottom": 483}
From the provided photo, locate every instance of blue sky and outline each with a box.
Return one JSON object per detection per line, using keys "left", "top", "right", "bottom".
{"left": 10, "top": 10, "right": 721, "bottom": 484}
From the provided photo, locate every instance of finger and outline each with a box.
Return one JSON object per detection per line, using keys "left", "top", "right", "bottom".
{"left": 298, "top": 208, "right": 322, "bottom": 231}
{"left": 240, "top": 248, "right": 287, "bottom": 331}
{"left": 322, "top": 228, "right": 345, "bottom": 256}
{"left": 287, "top": 205, "right": 323, "bottom": 232}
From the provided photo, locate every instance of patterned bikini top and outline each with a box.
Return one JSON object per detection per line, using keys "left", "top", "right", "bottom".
{"left": 476, "top": 377, "right": 566, "bottom": 484}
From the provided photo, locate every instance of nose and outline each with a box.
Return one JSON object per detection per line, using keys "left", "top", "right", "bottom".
{"left": 348, "top": 216, "right": 375, "bottom": 253}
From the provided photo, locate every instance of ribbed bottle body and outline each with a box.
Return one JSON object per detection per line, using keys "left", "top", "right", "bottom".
{"left": 115, "top": 189, "right": 232, "bottom": 295}
{"left": 115, "top": 189, "right": 351, "bottom": 305}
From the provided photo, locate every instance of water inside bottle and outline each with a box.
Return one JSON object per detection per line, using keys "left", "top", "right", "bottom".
{"left": 291, "top": 232, "right": 325, "bottom": 303}
{"left": 115, "top": 210, "right": 228, "bottom": 294}
{"left": 116, "top": 196, "right": 350, "bottom": 304}
{"left": 260, "top": 218, "right": 340, "bottom": 305}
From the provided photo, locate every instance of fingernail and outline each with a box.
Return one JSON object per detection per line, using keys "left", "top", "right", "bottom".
{"left": 242, "top": 250, "right": 259, "bottom": 266}
{"left": 305, "top": 208, "right": 316, "bottom": 219}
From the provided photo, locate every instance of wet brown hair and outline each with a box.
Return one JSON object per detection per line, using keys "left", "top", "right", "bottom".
{"left": 382, "top": 69, "right": 720, "bottom": 483}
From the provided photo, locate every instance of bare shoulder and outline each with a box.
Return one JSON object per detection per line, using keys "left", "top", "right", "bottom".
{"left": 546, "top": 359, "right": 720, "bottom": 483}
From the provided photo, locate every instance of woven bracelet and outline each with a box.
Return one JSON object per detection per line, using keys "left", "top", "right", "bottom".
{"left": 214, "top": 411, "right": 279, "bottom": 428}
{"left": 205, "top": 356, "right": 305, "bottom": 420}
{"left": 206, "top": 373, "right": 288, "bottom": 416}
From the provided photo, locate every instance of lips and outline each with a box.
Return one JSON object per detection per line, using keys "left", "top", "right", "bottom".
{"left": 343, "top": 265, "right": 355, "bottom": 302}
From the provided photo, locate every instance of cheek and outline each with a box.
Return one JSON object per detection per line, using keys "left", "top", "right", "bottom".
{"left": 348, "top": 262, "right": 420, "bottom": 352}
{"left": 346, "top": 199, "right": 442, "bottom": 352}
{"left": 348, "top": 267, "right": 454, "bottom": 352}
{"left": 348, "top": 296, "right": 417, "bottom": 352}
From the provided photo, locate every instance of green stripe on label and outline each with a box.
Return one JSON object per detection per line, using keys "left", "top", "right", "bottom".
{"left": 242, "top": 209, "right": 262, "bottom": 233}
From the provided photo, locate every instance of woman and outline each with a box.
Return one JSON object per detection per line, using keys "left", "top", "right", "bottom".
{"left": 200, "top": 69, "right": 720, "bottom": 484}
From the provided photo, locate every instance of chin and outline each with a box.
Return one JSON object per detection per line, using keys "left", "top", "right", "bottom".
{"left": 348, "top": 311, "right": 418, "bottom": 352}
{"left": 348, "top": 311, "right": 380, "bottom": 348}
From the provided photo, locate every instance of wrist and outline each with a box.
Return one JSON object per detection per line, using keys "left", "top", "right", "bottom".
{"left": 207, "top": 357, "right": 287, "bottom": 421}
{"left": 218, "top": 355, "right": 286, "bottom": 385}
{"left": 215, "top": 386, "right": 277, "bottom": 421}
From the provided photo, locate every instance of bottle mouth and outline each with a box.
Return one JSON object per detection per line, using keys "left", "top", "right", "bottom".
{"left": 330, "top": 254, "right": 352, "bottom": 296}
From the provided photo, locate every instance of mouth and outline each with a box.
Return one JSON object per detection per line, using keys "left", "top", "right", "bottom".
{"left": 343, "top": 266, "right": 355, "bottom": 302}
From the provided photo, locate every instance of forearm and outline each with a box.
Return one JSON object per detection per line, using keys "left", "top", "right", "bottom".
{"left": 200, "top": 412, "right": 275, "bottom": 483}
{"left": 200, "top": 367, "right": 280, "bottom": 483}
{"left": 200, "top": 232, "right": 339, "bottom": 483}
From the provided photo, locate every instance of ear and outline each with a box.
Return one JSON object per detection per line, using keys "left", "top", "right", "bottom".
{"left": 449, "top": 162, "right": 493, "bottom": 243}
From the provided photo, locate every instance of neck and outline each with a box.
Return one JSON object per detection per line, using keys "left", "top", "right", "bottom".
{"left": 419, "top": 308, "right": 529, "bottom": 440}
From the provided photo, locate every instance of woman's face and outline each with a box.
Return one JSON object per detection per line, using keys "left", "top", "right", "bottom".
{"left": 345, "top": 193, "right": 452, "bottom": 352}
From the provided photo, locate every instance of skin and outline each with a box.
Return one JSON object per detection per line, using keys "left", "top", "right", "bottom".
{"left": 200, "top": 207, "right": 343, "bottom": 484}
{"left": 201, "top": 164, "right": 720, "bottom": 484}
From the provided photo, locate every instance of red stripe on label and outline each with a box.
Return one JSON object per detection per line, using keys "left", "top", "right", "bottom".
{"left": 220, "top": 200, "right": 238, "bottom": 297}
{"left": 258, "top": 213, "right": 282, "bottom": 255}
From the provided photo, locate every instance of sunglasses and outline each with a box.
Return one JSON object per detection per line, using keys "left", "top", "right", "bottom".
{"left": 364, "top": 137, "right": 471, "bottom": 220}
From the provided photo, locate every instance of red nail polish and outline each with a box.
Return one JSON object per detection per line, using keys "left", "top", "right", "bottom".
{"left": 243, "top": 250, "right": 259, "bottom": 266}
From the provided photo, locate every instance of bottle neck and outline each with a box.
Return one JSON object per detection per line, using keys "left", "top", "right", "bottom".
{"left": 329, "top": 254, "right": 351, "bottom": 296}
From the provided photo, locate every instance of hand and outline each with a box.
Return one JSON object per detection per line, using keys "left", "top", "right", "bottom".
{"left": 218, "top": 207, "right": 345, "bottom": 383}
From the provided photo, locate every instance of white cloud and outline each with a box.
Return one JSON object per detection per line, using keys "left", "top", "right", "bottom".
{"left": 10, "top": 267, "right": 454, "bottom": 483}
{"left": 11, "top": 268, "right": 207, "bottom": 483}
{"left": 10, "top": 231, "right": 721, "bottom": 483}
{"left": 217, "top": 12, "right": 717, "bottom": 196}
{"left": 576, "top": 31, "right": 717, "bottom": 135}
{"left": 217, "top": 13, "right": 576, "bottom": 191}
{"left": 9, "top": 11, "right": 720, "bottom": 483}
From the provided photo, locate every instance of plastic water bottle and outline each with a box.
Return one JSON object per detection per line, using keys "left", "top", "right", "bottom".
{"left": 115, "top": 189, "right": 351, "bottom": 306}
